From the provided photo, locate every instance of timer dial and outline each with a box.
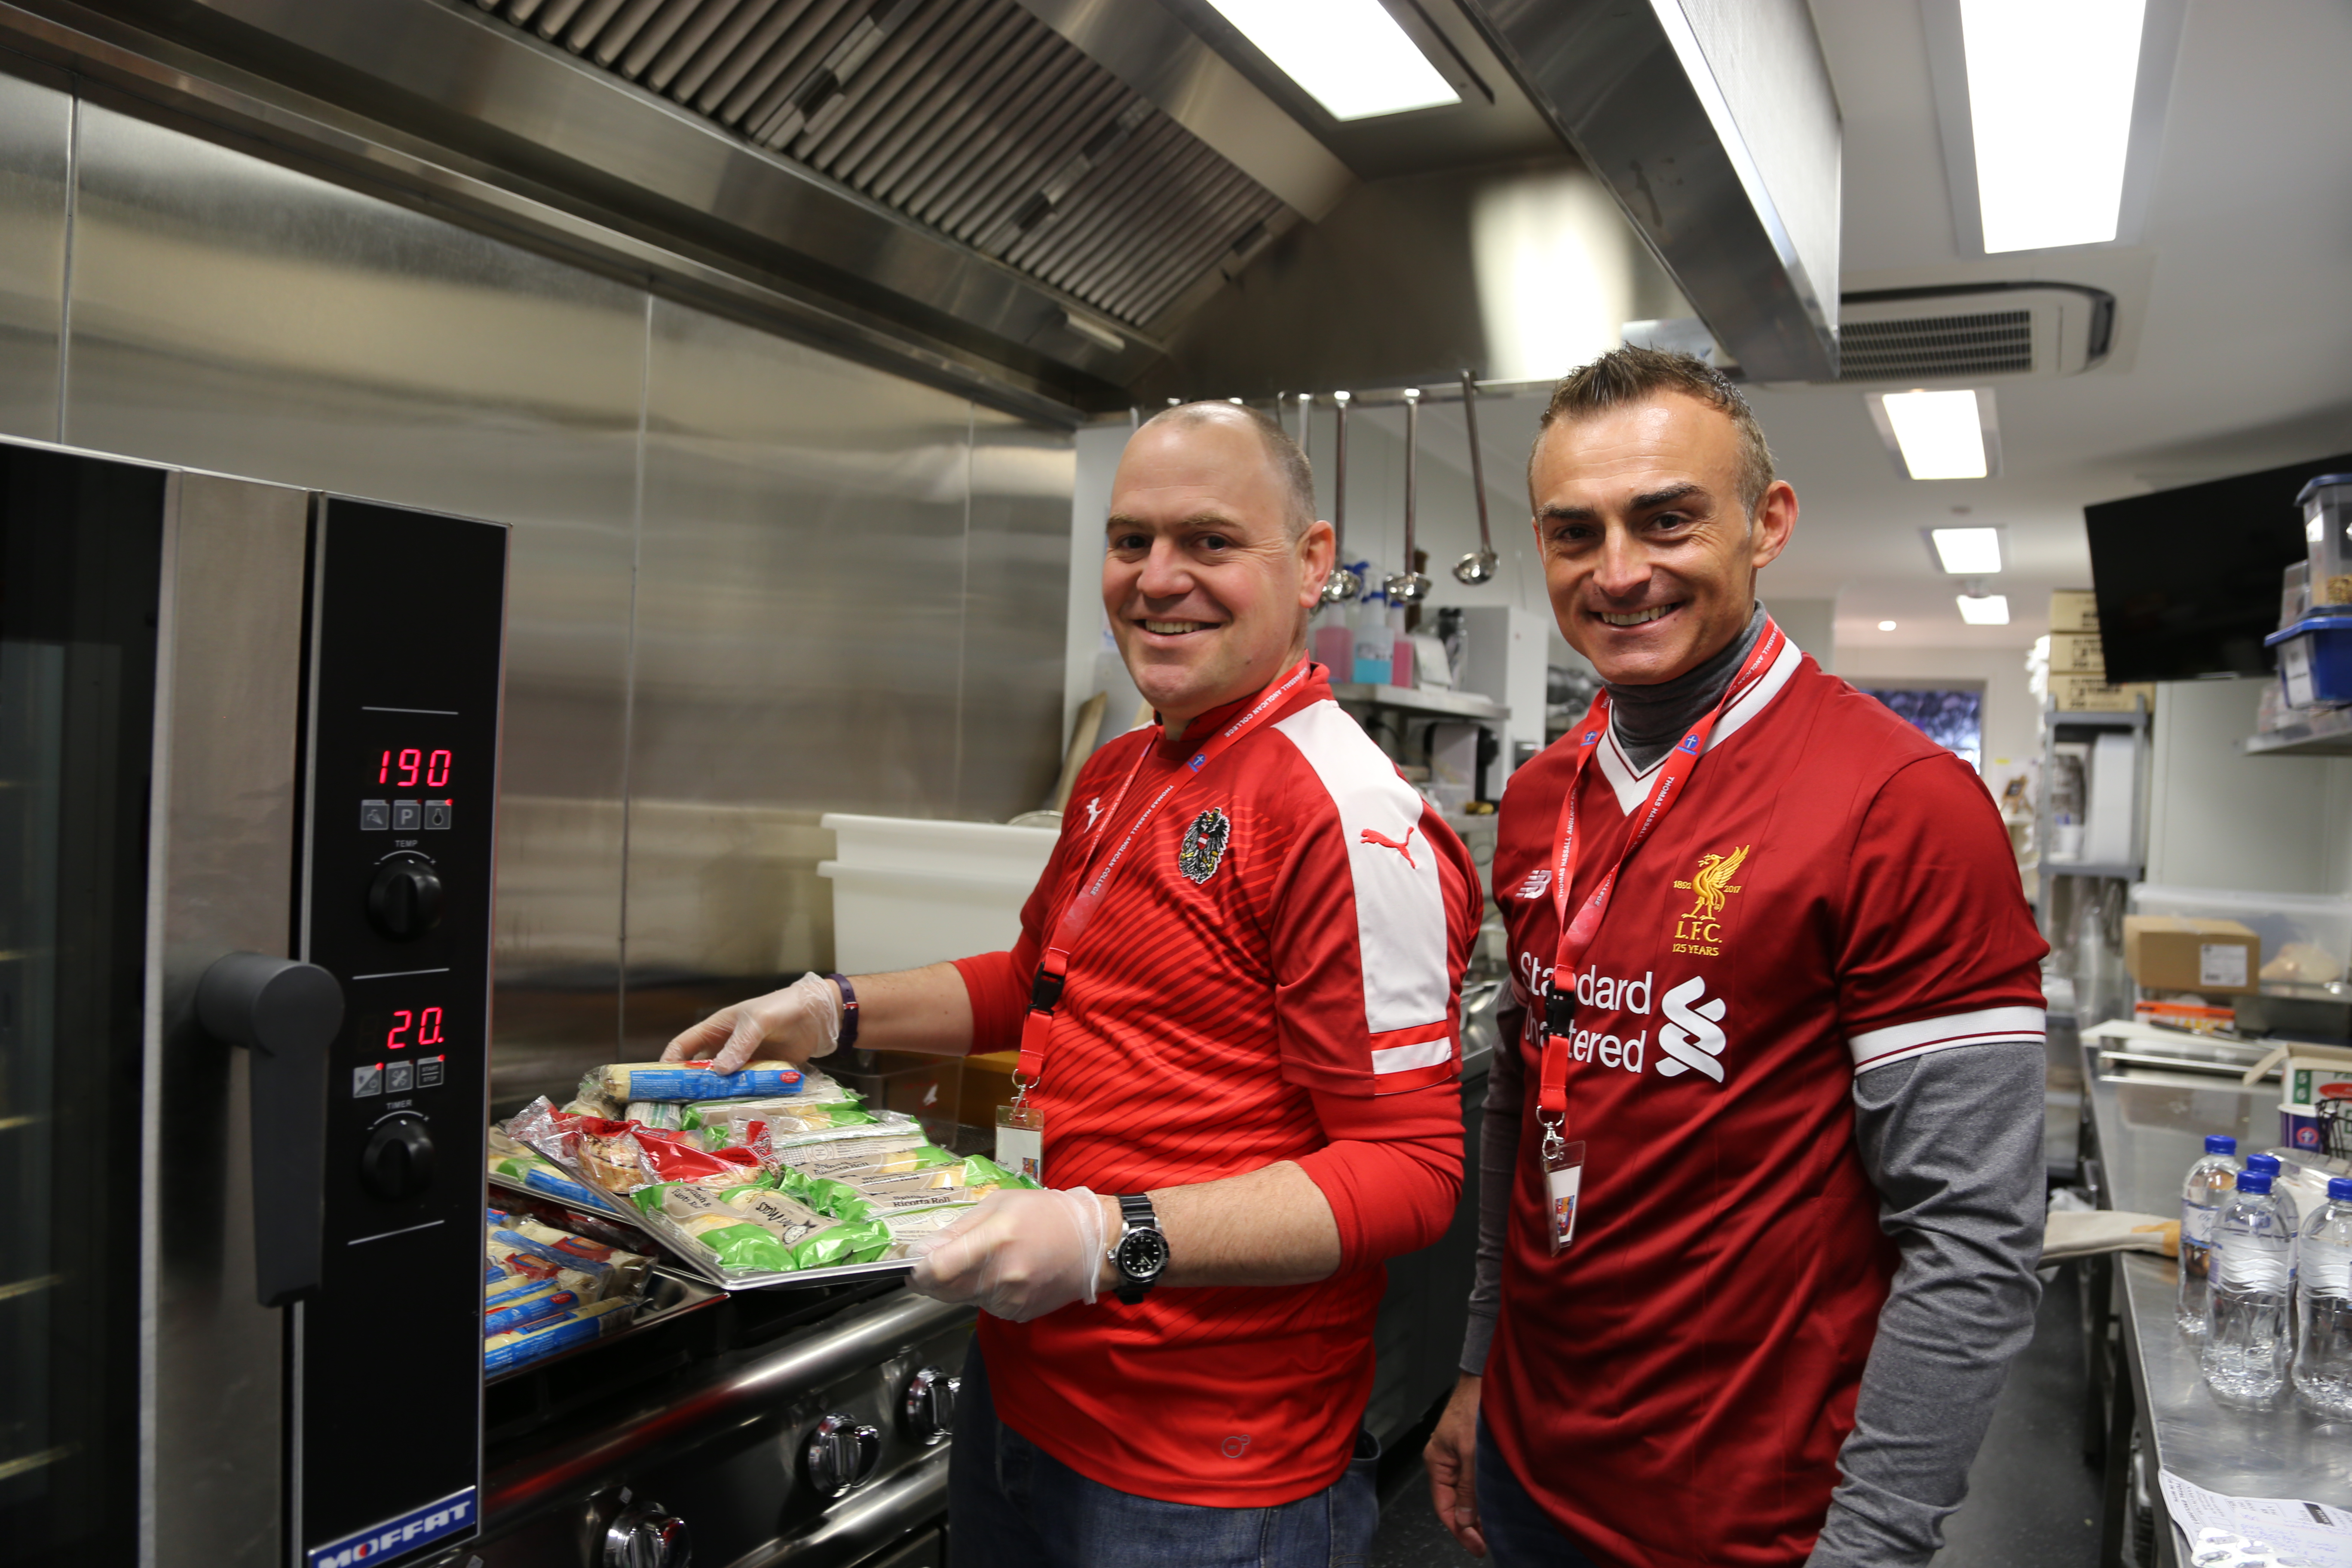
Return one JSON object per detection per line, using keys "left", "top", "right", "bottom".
{"left": 360, "top": 1115, "right": 435, "bottom": 1200}
{"left": 367, "top": 858, "right": 444, "bottom": 940}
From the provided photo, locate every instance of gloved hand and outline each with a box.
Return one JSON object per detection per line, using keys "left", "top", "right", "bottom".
{"left": 908, "top": 1187, "right": 1109, "bottom": 1323}
{"left": 661, "top": 972, "right": 840, "bottom": 1072}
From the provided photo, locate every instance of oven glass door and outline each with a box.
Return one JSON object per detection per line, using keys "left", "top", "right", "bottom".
{"left": 0, "top": 447, "right": 166, "bottom": 1566}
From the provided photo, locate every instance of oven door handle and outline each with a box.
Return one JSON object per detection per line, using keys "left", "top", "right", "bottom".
{"left": 197, "top": 950, "right": 345, "bottom": 1306}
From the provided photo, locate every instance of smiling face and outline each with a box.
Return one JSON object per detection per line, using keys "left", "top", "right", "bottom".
{"left": 1104, "top": 413, "right": 1335, "bottom": 735}
{"left": 1529, "top": 392, "right": 1796, "bottom": 686}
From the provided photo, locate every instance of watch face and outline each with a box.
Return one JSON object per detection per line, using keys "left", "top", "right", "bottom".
{"left": 1117, "top": 1227, "right": 1170, "bottom": 1282}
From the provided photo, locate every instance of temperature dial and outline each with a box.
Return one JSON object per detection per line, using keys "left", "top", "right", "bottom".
{"left": 360, "top": 1115, "right": 435, "bottom": 1200}
{"left": 367, "top": 858, "right": 444, "bottom": 940}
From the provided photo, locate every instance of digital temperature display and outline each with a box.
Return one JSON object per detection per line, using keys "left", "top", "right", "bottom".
{"left": 357, "top": 1004, "right": 450, "bottom": 1051}
{"left": 378, "top": 747, "right": 454, "bottom": 788}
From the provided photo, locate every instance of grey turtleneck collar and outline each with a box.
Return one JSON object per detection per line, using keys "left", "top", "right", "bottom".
{"left": 1607, "top": 602, "right": 1770, "bottom": 772}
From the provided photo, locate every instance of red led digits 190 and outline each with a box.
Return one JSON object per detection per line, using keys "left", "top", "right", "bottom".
{"left": 377, "top": 747, "right": 453, "bottom": 787}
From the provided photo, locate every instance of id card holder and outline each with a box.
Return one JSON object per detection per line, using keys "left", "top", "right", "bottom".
{"left": 995, "top": 1102, "right": 1044, "bottom": 1185}
{"left": 1543, "top": 1137, "right": 1587, "bottom": 1257}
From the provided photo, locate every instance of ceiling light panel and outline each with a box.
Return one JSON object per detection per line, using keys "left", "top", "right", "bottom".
{"left": 1880, "top": 389, "right": 1989, "bottom": 480}
{"left": 1960, "top": 0, "right": 2147, "bottom": 253}
{"left": 1931, "top": 527, "right": 2004, "bottom": 575}
{"left": 1957, "top": 594, "right": 2012, "bottom": 625}
{"left": 1200, "top": 0, "right": 1461, "bottom": 120}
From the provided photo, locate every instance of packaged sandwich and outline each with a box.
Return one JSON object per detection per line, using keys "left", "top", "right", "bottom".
{"left": 486, "top": 1217, "right": 651, "bottom": 1299}
{"left": 483, "top": 1285, "right": 581, "bottom": 1335}
{"left": 483, "top": 1296, "right": 637, "bottom": 1374}
{"left": 625, "top": 1101, "right": 692, "bottom": 1134}
{"left": 585, "top": 1060, "right": 804, "bottom": 1104}
{"left": 487, "top": 1128, "right": 607, "bottom": 1209}
{"left": 486, "top": 1250, "right": 601, "bottom": 1305}
{"left": 692, "top": 1097, "right": 874, "bottom": 1150}
{"left": 781, "top": 1154, "right": 1033, "bottom": 1222}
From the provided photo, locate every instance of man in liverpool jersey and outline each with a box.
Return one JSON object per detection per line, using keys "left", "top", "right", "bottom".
{"left": 1422, "top": 348, "right": 2047, "bottom": 1568}
{"left": 666, "top": 401, "right": 1482, "bottom": 1567}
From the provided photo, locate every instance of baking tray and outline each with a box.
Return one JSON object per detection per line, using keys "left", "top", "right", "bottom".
{"left": 484, "top": 1265, "right": 726, "bottom": 1385}
{"left": 487, "top": 1166, "right": 920, "bottom": 1292}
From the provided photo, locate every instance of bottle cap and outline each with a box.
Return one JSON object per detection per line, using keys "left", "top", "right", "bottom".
{"left": 2206, "top": 1135, "right": 2238, "bottom": 1155}
{"left": 2331, "top": 1177, "right": 2352, "bottom": 1204}
{"left": 2248, "top": 1152, "right": 2283, "bottom": 1176}
{"left": 2239, "top": 1171, "right": 2275, "bottom": 1195}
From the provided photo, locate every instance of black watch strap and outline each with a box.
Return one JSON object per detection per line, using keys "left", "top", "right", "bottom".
{"left": 827, "top": 973, "right": 860, "bottom": 1050}
{"left": 1112, "top": 1193, "right": 1164, "bottom": 1305}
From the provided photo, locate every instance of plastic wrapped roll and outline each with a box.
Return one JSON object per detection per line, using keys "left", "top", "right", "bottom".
{"left": 483, "top": 1296, "right": 637, "bottom": 1374}
{"left": 483, "top": 1285, "right": 580, "bottom": 1335}
{"left": 587, "top": 1061, "right": 804, "bottom": 1103}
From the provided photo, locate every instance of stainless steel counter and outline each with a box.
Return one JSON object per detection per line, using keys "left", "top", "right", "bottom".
{"left": 2083, "top": 1045, "right": 2352, "bottom": 1565}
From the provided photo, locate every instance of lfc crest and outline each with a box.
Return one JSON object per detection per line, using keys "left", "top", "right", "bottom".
{"left": 1669, "top": 844, "right": 1749, "bottom": 957}
{"left": 1178, "top": 808, "right": 1231, "bottom": 884}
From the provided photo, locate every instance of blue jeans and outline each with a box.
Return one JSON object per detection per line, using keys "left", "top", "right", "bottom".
{"left": 1475, "top": 1414, "right": 1606, "bottom": 1568}
{"left": 948, "top": 1341, "right": 1379, "bottom": 1568}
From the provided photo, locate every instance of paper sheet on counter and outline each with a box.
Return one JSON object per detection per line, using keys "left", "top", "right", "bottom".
{"left": 2161, "top": 1470, "right": 2352, "bottom": 1568}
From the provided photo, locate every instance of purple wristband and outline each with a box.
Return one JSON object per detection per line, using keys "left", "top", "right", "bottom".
{"left": 828, "top": 972, "right": 860, "bottom": 1050}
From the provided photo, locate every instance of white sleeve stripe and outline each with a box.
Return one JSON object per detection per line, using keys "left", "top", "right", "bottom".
{"left": 1847, "top": 1005, "right": 2046, "bottom": 1069}
{"left": 1372, "top": 1038, "right": 1454, "bottom": 1073}
{"left": 1272, "top": 701, "right": 1452, "bottom": 1035}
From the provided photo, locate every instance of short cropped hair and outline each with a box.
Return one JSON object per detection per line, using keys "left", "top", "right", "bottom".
{"left": 1138, "top": 401, "right": 1316, "bottom": 540}
{"left": 1532, "top": 347, "right": 1776, "bottom": 518}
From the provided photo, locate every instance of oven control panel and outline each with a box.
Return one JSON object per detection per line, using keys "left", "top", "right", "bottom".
{"left": 294, "top": 496, "right": 505, "bottom": 1568}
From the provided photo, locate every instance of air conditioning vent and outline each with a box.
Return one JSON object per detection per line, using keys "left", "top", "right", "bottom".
{"left": 1832, "top": 284, "right": 2115, "bottom": 385}
{"left": 1838, "top": 309, "right": 2032, "bottom": 380}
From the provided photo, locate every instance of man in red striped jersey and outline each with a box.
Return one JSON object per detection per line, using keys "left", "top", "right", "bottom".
{"left": 667, "top": 402, "right": 1484, "bottom": 1567}
{"left": 1421, "top": 349, "right": 2047, "bottom": 1568}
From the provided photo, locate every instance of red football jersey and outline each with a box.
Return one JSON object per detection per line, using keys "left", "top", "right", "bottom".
{"left": 954, "top": 665, "right": 1482, "bottom": 1506}
{"left": 1483, "top": 645, "right": 2046, "bottom": 1567}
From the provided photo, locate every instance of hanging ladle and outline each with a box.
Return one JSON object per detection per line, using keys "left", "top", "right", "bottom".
{"left": 1453, "top": 370, "right": 1500, "bottom": 585}
{"left": 1321, "top": 390, "right": 1364, "bottom": 605}
{"left": 1386, "top": 387, "right": 1433, "bottom": 605}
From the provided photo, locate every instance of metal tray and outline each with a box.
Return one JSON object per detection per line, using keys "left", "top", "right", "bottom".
{"left": 487, "top": 1167, "right": 919, "bottom": 1292}
{"left": 484, "top": 1266, "right": 725, "bottom": 1385}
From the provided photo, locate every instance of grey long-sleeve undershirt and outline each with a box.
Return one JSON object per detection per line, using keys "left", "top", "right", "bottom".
{"left": 1460, "top": 1013, "right": 2047, "bottom": 1566}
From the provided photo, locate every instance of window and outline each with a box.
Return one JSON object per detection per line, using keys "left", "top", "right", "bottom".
{"left": 1862, "top": 686, "right": 1985, "bottom": 769}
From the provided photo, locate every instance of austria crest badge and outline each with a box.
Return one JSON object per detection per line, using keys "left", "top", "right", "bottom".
{"left": 1178, "top": 808, "right": 1231, "bottom": 884}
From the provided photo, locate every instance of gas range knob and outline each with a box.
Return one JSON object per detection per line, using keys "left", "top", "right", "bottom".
{"left": 805, "top": 1412, "right": 882, "bottom": 1498}
{"left": 903, "top": 1366, "right": 959, "bottom": 1446}
{"left": 366, "top": 858, "right": 444, "bottom": 939}
{"left": 602, "top": 1501, "right": 691, "bottom": 1568}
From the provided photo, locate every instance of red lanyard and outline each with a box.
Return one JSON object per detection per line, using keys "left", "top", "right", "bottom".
{"left": 1534, "top": 619, "right": 1785, "bottom": 1127}
{"left": 1014, "top": 657, "right": 1317, "bottom": 1090}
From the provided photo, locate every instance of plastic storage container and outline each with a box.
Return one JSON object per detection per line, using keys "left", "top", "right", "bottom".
{"left": 2266, "top": 615, "right": 2352, "bottom": 707}
{"left": 2130, "top": 885, "right": 2352, "bottom": 989}
{"left": 2301, "top": 474, "right": 2352, "bottom": 608}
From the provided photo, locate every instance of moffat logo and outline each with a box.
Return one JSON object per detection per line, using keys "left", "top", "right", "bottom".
{"left": 308, "top": 1490, "right": 476, "bottom": 1568}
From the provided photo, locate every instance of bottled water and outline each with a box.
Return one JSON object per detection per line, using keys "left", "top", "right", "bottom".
{"left": 2203, "top": 1169, "right": 2296, "bottom": 1407}
{"left": 2178, "top": 1134, "right": 2240, "bottom": 1338}
{"left": 2245, "top": 1152, "right": 2301, "bottom": 1237}
{"left": 2294, "top": 1176, "right": 2352, "bottom": 1417}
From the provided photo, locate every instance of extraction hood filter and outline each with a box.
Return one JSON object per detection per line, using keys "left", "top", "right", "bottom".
{"left": 471, "top": 0, "right": 1290, "bottom": 332}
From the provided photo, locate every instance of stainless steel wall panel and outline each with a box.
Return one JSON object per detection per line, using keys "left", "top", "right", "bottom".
{"left": 62, "top": 104, "right": 643, "bottom": 1103}
{"left": 960, "top": 407, "right": 1073, "bottom": 821}
{"left": 0, "top": 56, "right": 67, "bottom": 442}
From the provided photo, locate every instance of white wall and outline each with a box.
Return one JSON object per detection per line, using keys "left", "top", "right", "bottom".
{"left": 1066, "top": 423, "right": 1144, "bottom": 756}
{"left": 2145, "top": 677, "right": 2352, "bottom": 895}
{"left": 1829, "top": 645, "right": 2040, "bottom": 781}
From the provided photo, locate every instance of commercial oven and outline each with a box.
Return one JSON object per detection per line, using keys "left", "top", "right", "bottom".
{"left": 2, "top": 433, "right": 971, "bottom": 1568}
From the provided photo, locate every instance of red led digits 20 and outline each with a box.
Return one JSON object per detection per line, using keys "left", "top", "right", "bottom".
{"left": 377, "top": 748, "right": 453, "bottom": 787}
{"left": 384, "top": 1007, "right": 445, "bottom": 1050}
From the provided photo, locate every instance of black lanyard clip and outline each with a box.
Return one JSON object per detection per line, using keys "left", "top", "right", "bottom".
{"left": 1028, "top": 967, "right": 1066, "bottom": 1013}
{"left": 1542, "top": 977, "right": 1576, "bottom": 1045}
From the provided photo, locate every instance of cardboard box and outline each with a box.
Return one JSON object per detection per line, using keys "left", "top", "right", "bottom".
{"left": 2050, "top": 672, "right": 2153, "bottom": 712}
{"left": 2050, "top": 589, "right": 2100, "bottom": 633}
{"left": 2124, "top": 916, "right": 2261, "bottom": 995}
{"left": 957, "top": 1049, "right": 1020, "bottom": 1130}
{"left": 2048, "top": 631, "right": 2108, "bottom": 675}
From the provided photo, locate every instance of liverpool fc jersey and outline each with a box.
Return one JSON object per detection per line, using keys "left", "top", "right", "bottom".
{"left": 1484, "top": 641, "right": 2046, "bottom": 1566}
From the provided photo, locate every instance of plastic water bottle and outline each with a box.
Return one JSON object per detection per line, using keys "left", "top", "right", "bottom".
{"left": 2203, "top": 1168, "right": 2297, "bottom": 1407}
{"left": 2178, "top": 1134, "right": 2241, "bottom": 1338}
{"left": 2245, "top": 1152, "right": 2302, "bottom": 1235}
{"left": 2294, "top": 1176, "right": 2352, "bottom": 1416}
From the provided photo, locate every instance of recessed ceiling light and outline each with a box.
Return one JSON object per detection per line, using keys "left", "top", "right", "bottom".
{"left": 1878, "top": 620, "right": 1899, "bottom": 631}
{"left": 1960, "top": 0, "right": 2147, "bottom": 253}
{"left": 1879, "top": 389, "right": 1989, "bottom": 480}
{"left": 1957, "top": 593, "right": 2011, "bottom": 625}
{"left": 1199, "top": 0, "right": 1461, "bottom": 121}
{"left": 1931, "top": 527, "right": 2004, "bottom": 575}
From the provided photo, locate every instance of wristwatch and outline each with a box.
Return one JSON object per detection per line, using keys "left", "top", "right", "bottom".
{"left": 1107, "top": 1193, "right": 1169, "bottom": 1305}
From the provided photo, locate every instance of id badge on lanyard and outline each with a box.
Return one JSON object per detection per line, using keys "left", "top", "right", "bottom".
{"left": 1532, "top": 620, "right": 1783, "bottom": 1253}
{"left": 998, "top": 659, "right": 1317, "bottom": 1186}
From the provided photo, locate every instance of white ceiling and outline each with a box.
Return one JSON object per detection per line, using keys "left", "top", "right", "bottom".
{"left": 1418, "top": 0, "right": 2352, "bottom": 658}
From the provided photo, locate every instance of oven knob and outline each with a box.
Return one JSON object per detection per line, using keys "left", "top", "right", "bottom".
{"left": 805, "top": 1412, "right": 882, "bottom": 1498}
{"left": 359, "top": 1115, "right": 434, "bottom": 1200}
{"left": 366, "top": 860, "right": 444, "bottom": 939}
{"left": 903, "top": 1366, "right": 959, "bottom": 1446}
{"left": 602, "top": 1501, "right": 691, "bottom": 1568}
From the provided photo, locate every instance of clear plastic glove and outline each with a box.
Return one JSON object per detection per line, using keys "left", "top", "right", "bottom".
{"left": 908, "top": 1187, "right": 1108, "bottom": 1323}
{"left": 661, "top": 972, "right": 840, "bottom": 1072}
